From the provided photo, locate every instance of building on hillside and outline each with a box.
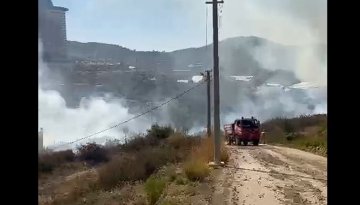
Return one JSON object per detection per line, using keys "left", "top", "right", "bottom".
{"left": 39, "top": 0, "right": 68, "bottom": 62}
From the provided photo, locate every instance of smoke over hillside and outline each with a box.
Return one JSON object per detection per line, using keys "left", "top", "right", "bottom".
{"left": 39, "top": 41, "right": 153, "bottom": 148}
{"left": 38, "top": 1, "right": 326, "bottom": 148}
{"left": 221, "top": 0, "right": 327, "bottom": 87}
{"left": 39, "top": 39, "right": 326, "bottom": 149}
{"left": 218, "top": 0, "right": 327, "bottom": 123}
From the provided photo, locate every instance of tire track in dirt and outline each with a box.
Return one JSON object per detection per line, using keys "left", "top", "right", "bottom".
{"left": 252, "top": 146, "right": 327, "bottom": 204}
{"left": 221, "top": 144, "right": 327, "bottom": 205}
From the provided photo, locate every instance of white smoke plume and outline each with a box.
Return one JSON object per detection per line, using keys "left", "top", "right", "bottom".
{"left": 217, "top": 0, "right": 327, "bottom": 123}
{"left": 38, "top": 40, "right": 152, "bottom": 149}
{"left": 221, "top": 0, "right": 327, "bottom": 87}
{"left": 221, "top": 86, "right": 327, "bottom": 124}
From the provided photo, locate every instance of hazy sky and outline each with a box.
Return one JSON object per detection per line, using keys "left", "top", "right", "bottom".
{"left": 53, "top": 0, "right": 327, "bottom": 51}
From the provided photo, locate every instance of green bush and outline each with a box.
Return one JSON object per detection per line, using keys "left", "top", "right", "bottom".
{"left": 283, "top": 121, "right": 295, "bottom": 133}
{"left": 119, "top": 126, "right": 199, "bottom": 155}
{"left": 121, "top": 135, "right": 161, "bottom": 152}
{"left": 122, "top": 136, "right": 149, "bottom": 151}
{"left": 38, "top": 160, "right": 54, "bottom": 173}
{"left": 77, "top": 143, "right": 109, "bottom": 165}
{"left": 144, "top": 176, "right": 166, "bottom": 205}
{"left": 286, "top": 133, "right": 295, "bottom": 141}
{"left": 147, "top": 124, "right": 174, "bottom": 139}
{"left": 175, "top": 177, "right": 187, "bottom": 185}
{"left": 166, "top": 166, "right": 177, "bottom": 182}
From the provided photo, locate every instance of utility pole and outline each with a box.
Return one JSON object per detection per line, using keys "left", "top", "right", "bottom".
{"left": 201, "top": 70, "right": 212, "bottom": 137}
{"left": 206, "top": 0, "right": 223, "bottom": 165}
{"left": 206, "top": 70, "right": 211, "bottom": 137}
{"left": 200, "top": 70, "right": 211, "bottom": 137}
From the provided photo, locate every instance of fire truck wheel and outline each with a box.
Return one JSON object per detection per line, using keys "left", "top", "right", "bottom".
{"left": 236, "top": 138, "right": 241, "bottom": 146}
{"left": 243, "top": 141, "right": 248, "bottom": 146}
{"left": 253, "top": 140, "right": 259, "bottom": 146}
{"left": 227, "top": 138, "right": 232, "bottom": 145}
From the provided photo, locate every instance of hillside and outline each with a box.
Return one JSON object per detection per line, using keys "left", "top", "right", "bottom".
{"left": 41, "top": 37, "right": 324, "bottom": 135}
{"left": 66, "top": 36, "right": 300, "bottom": 85}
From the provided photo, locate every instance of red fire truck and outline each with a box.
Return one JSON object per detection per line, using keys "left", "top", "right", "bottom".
{"left": 224, "top": 117, "right": 261, "bottom": 146}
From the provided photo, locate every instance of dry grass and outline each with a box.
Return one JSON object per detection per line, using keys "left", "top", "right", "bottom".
{"left": 38, "top": 150, "right": 75, "bottom": 174}
{"left": 40, "top": 169, "right": 149, "bottom": 205}
{"left": 96, "top": 130, "right": 196, "bottom": 190}
{"left": 98, "top": 155, "right": 146, "bottom": 190}
{"left": 44, "top": 170, "right": 99, "bottom": 205}
{"left": 182, "top": 135, "right": 229, "bottom": 181}
{"left": 159, "top": 200, "right": 178, "bottom": 205}
{"left": 97, "top": 147, "right": 177, "bottom": 190}
{"left": 167, "top": 132, "right": 188, "bottom": 149}
{"left": 220, "top": 146, "right": 230, "bottom": 163}
{"left": 39, "top": 127, "right": 213, "bottom": 205}
{"left": 191, "top": 137, "right": 213, "bottom": 162}
{"left": 189, "top": 136, "right": 229, "bottom": 163}
{"left": 183, "top": 159, "right": 210, "bottom": 181}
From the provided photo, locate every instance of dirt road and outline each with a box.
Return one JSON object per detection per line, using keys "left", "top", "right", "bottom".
{"left": 213, "top": 144, "right": 327, "bottom": 205}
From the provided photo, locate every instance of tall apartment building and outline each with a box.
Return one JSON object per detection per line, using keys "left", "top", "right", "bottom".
{"left": 39, "top": 0, "right": 68, "bottom": 62}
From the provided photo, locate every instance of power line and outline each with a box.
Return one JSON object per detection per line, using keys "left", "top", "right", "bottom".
{"left": 51, "top": 81, "right": 206, "bottom": 149}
